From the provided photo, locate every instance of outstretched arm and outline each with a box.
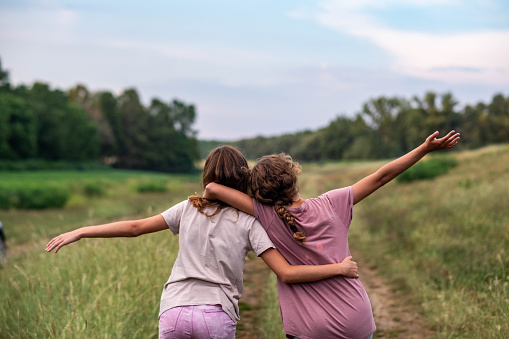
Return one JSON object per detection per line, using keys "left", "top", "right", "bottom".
{"left": 45, "top": 215, "right": 168, "bottom": 253}
{"left": 260, "top": 248, "right": 358, "bottom": 283}
{"left": 352, "top": 130, "right": 460, "bottom": 205}
{"left": 204, "top": 183, "right": 254, "bottom": 215}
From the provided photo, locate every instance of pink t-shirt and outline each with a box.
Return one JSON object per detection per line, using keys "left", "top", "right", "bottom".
{"left": 253, "top": 186, "right": 376, "bottom": 339}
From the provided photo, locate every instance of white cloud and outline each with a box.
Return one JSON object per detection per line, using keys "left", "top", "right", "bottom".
{"left": 306, "top": 0, "right": 509, "bottom": 85}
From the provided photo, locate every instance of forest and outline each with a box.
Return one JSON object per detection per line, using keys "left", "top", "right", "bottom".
{"left": 0, "top": 59, "right": 199, "bottom": 173}
{"left": 1, "top": 57, "right": 508, "bottom": 171}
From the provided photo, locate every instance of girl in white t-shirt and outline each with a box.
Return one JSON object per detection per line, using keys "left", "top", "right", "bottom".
{"left": 46, "top": 145, "right": 359, "bottom": 339}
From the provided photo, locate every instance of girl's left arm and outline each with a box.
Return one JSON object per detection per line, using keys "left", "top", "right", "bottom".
{"left": 352, "top": 130, "right": 460, "bottom": 205}
{"left": 45, "top": 215, "right": 168, "bottom": 253}
{"left": 260, "top": 248, "right": 359, "bottom": 283}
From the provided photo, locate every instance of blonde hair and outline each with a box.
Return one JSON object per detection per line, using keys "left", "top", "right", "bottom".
{"left": 250, "top": 153, "right": 305, "bottom": 242}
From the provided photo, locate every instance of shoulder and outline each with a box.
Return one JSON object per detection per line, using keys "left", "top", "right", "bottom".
{"left": 319, "top": 186, "right": 353, "bottom": 203}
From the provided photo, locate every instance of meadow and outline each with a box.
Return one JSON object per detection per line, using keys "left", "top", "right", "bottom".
{"left": 1, "top": 145, "right": 509, "bottom": 338}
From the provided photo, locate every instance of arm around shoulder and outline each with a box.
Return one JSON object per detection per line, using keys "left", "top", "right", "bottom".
{"left": 204, "top": 183, "right": 254, "bottom": 215}
{"left": 260, "top": 248, "right": 359, "bottom": 283}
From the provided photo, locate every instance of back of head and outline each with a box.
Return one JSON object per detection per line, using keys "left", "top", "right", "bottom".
{"left": 250, "top": 153, "right": 305, "bottom": 242}
{"left": 202, "top": 145, "right": 249, "bottom": 193}
{"left": 190, "top": 145, "right": 249, "bottom": 216}
{"left": 250, "top": 153, "right": 301, "bottom": 206}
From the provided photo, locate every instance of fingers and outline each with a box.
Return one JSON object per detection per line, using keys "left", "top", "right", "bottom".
{"left": 46, "top": 236, "right": 63, "bottom": 253}
{"left": 426, "top": 131, "right": 440, "bottom": 143}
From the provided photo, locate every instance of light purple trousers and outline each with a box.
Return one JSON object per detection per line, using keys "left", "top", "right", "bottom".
{"left": 159, "top": 305, "right": 236, "bottom": 339}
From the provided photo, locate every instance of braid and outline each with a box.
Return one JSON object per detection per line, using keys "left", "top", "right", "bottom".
{"left": 275, "top": 202, "right": 306, "bottom": 243}
{"left": 251, "top": 153, "right": 305, "bottom": 243}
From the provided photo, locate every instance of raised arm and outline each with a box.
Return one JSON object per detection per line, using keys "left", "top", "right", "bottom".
{"left": 352, "top": 130, "right": 460, "bottom": 205}
{"left": 260, "top": 248, "right": 358, "bottom": 283}
{"left": 45, "top": 215, "right": 168, "bottom": 253}
{"left": 204, "top": 183, "right": 254, "bottom": 215}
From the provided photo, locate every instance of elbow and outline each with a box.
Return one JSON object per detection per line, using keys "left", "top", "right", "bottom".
{"left": 204, "top": 182, "right": 218, "bottom": 200}
{"left": 130, "top": 222, "right": 142, "bottom": 237}
{"left": 278, "top": 272, "right": 296, "bottom": 284}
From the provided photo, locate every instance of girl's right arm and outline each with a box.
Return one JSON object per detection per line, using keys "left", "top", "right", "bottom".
{"left": 203, "top": 183, "right": 254, "bottom": 215}
{"left": 45, "top": 215, "right": 168, "bottom": 253}
{"left": 260, "top": 248, "right": 359, "bottom": 283}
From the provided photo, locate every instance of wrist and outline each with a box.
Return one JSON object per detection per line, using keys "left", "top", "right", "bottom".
{"left": 337, "top": 263, "right": 344, "bottom": 276}
{"left": 75, "top": 228, "right": 84, "bottom": 240}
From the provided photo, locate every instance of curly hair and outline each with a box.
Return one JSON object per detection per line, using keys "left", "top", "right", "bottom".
{"left": 189, "top": 145, "right": 249, "bottom": 217}
{"left": 250, "top": 153, "right": 305, "bottom": 242}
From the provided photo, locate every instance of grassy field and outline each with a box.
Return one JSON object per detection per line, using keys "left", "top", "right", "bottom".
{"left": 0, "top": 170, "right": 200, "bottom": 338}
{"left": 1, "top": 145, "right": 509, "bottom": 338}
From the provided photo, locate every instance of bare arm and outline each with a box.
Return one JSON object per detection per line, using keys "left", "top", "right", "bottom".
{"left": 260, "top": 248, "right": 358, "bottom": 283}
{"left": 352, "top": 130, "right": 460, "bottom": 205}
{"left": 45, "top": 215, "right": 168, "bottom": 253}
{"left": 203, "top": 183, "right": 254, "bottom": 215}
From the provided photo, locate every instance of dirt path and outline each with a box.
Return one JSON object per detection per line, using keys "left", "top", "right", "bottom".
{"left": 237, "top": 253, "right": 271, "bottom": 339}
{"left": 237, "top": 255, "right": 434, "bottom": 339}
{"left": 357, "top": 260, "right": 434, "bottom": 338}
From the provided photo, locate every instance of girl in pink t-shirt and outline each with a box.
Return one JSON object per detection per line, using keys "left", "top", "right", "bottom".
{"left": 204, "top": 131, "right": 460, "bottom": 339}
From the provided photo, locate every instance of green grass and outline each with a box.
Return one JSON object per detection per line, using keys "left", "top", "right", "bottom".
{"left": 2, "top": 146, "right": 509, "bottom": 338}
{"left": 349, "top": 145, "right": 509, "bottom": 338}
{"left": 1, "top": 169, "right": 201, "bottom": 338}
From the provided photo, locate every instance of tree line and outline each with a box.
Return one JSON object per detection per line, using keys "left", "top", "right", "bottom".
{"left": 0, "top": 59, "right": 199, "bottom": 172}
{"left": 218, "top": 91, "right": 508, "bottom": 162}
{"left": 2, "top": 57, "right": 508, "bottom": 169}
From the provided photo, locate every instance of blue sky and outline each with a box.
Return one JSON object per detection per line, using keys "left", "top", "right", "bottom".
{"left": 1, "top": 0, "right": 508, "bottom": 140}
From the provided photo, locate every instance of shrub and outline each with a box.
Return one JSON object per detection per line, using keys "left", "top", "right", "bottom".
{"left": 136, "top": 181, "right": 168, "bottom": 193}
{"left": 0, "top": 188, "right": 16, "bottom": 209}
{"left": 0, "top": 184, "right": 70, "bottom": 209}
{"left": 397, "top": 156, "right": 458, "bottom": 183}
{"left": 83, "top": 181, "right": 107, "bottom": 197}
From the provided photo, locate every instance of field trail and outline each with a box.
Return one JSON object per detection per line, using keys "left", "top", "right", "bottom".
{"left": 237, "top": 254, "right": 433, "bottom": 339}
{"left": 356, "top": 256, "right": 433, "bottom": 338}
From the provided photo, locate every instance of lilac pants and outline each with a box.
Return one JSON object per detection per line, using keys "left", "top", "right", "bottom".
{"left": 159, "top": 305, "right": 236, "bottom": 339}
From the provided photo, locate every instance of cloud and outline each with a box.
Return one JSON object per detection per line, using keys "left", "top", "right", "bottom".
{"left": 300, "top": 0, "right": 509, "bottom": 85}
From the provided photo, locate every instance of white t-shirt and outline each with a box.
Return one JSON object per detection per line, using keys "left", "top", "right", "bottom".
{"left": 159, "top": 200, "right": 275, "bottom": 322}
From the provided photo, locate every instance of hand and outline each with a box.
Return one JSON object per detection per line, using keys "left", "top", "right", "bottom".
{"left": 423, "top": 130, "right": 460, "bottom": 153}
{"left": 339, "top": 256, "right": 359, "bottom": 278}
{"left": 45, "top": 230, "right": 81, "bottom": 253}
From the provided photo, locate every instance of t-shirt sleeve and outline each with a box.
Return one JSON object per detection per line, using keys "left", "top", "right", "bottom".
{"left": 252, "top": 198, "right": 276, "bottom": 230}
{"left": 323, "top": 186, "right": 354, "bottom": 228}
{"left": 160, "top": 200, "right": 187, "bottom": 235}
{"left": 248, "top": 218, "right": 275, "bottom": 256}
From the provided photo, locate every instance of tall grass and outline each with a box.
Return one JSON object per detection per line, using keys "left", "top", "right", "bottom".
{"left": 350, "top": 145, "right": 509, "bottom": 338}
{"left": 0, "top": 171, "right": 200, "bottom": 338}
{"left": 2, "top": 146, "right": 508, "bottom": 338}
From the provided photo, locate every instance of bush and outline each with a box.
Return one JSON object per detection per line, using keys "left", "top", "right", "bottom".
{"left": 0, "top": 184, "right": 70, "bottom": 209}
{"left": 397, "top": 156, "right": 458, "bottom": 183}
{"left": 136, "top": 181, "right": 168, "bottom": 193}
{"left": 83, "top": 181, "right": 107, "bottom": 197}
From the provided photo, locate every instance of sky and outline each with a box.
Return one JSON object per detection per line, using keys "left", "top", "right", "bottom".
{"left": 1, "top": 0, "right": 508, "bottom": 140}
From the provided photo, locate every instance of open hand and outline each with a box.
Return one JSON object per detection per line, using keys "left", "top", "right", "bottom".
{"left": 424, "top": 130, "right": 460, "bottom": 152}
{"left": 339, "top": 256, "right": 359, "bottom": 278}
{"left": 45, "top": 230, "right": 81, "bottom": 253}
